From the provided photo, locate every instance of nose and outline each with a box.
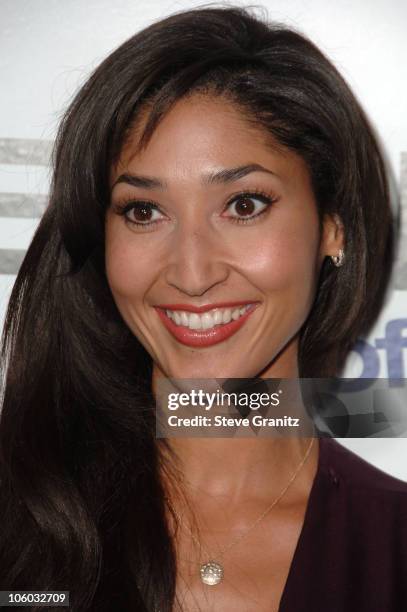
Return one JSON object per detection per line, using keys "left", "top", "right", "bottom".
{"left": 164, "top": 224, "right": 230, "bottom": 297}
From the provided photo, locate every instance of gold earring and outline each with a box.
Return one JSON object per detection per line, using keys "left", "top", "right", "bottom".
{"left": 330, "top": 248, "right": 345, "bottom": 267}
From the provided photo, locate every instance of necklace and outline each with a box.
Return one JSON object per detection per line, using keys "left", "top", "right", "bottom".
{"left": 169, "top": 436, "right": 315, "bottom": 586}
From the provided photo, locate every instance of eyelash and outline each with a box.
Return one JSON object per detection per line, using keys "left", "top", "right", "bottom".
{"left": 112, "top": 190, "right": 278, "bottom": 228}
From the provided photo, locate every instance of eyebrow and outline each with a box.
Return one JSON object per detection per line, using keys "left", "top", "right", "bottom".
{"left": 111, "top": 163, "right": 279, "bottom": 191}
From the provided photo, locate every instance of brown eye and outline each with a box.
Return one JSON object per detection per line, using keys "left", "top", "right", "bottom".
{"left": 130, "top": 204, "right": 154, "bottom": 222}
{"left": 234, "top": 197, "right": 256, "bottom": 216}
{"left": 224, "top": 192, "right": 275, "bottom": 222}
{"left": 114, "top": 201, "right": 166, "bottom": 226}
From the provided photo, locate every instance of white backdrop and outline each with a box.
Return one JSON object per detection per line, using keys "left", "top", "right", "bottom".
{"left": 1, "top": 0, "right": 407, "bottom": 479}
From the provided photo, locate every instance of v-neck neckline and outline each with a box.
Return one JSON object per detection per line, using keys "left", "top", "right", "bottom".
{"left": 277, "top": 436, "right": 329, "bottom": 611}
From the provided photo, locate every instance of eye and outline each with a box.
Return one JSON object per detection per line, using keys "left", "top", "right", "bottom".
{"left": 222, "top": 191, "right": 277, "bottom": 224}
{"left": 112, "top": 200, "right": 167, "bottom": 227}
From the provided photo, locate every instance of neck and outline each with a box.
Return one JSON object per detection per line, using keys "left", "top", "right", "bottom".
{"left": 153, "top": 348, "right": 317, "bottom": 509}
{"left": 161, "top": 435, "right": 318, "bottom": 507}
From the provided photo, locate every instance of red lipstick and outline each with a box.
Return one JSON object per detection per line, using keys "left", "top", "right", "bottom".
{"left": 154, "top": 302, "right": 260, "bottom": 348}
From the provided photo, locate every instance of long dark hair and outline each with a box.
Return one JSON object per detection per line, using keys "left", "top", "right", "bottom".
{"left": 0, "top": 5, "right": 394, "bottom": 610}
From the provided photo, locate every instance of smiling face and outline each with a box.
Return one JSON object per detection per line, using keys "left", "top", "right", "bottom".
{"left": 105, "top": 94, "right": 343, "bottom": 381}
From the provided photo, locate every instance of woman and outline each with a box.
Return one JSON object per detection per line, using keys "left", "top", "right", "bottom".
{"left": 0, "top": 5, "right": 405, "bottom": 611}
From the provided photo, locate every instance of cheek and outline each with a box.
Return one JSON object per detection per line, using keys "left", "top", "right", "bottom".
{"left": 237, "top": 219, "right": 320, "bottom": 296}
{"left": 105, "top": 223, "right": 153, "bottom": 301}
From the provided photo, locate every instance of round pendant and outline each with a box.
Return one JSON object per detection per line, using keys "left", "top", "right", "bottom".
{"left": 200, "top": 561, "right": 224, "bottom": 586}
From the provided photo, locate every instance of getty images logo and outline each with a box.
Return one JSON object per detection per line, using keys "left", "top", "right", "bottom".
{"left": 353, "top": 319, "right": 407, "bottom": 381}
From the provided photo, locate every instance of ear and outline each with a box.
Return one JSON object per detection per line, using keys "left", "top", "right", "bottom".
{"left": 319, "top": 213, "right": 345, "bottom": 263}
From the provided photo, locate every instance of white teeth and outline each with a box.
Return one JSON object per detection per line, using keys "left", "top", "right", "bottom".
{"left": 222, "top": 309, "right": 232, "bottom": 324}
{"left": 189, "top": 313, "right": 202, "bottom": 330}
{"left": 164, "top": 304, "right": 254, "bottom": 330}
{"left": 201, "top": 312, "right": 214, "bottom": 329}
{"left": 231, "top": 308, "right": 240, "bottom": 320}
{"left": 213, "top": 310, "right": 223, "bottom": 325}
{"left": 174, "top": 311, "right": 182, "bottom": 325}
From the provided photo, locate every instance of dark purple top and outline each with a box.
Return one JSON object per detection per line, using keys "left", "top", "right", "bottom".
{"left": 279, "top": 437, "right": 407, "bottom": 612}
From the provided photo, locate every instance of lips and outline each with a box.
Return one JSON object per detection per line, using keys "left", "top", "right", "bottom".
{"left": 154, "top": 302, "right": 260, "bottom": 347}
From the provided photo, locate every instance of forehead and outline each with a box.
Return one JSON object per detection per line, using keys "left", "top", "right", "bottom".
{"left": 110, "top": 93, "right": 308, "bottom": 186}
